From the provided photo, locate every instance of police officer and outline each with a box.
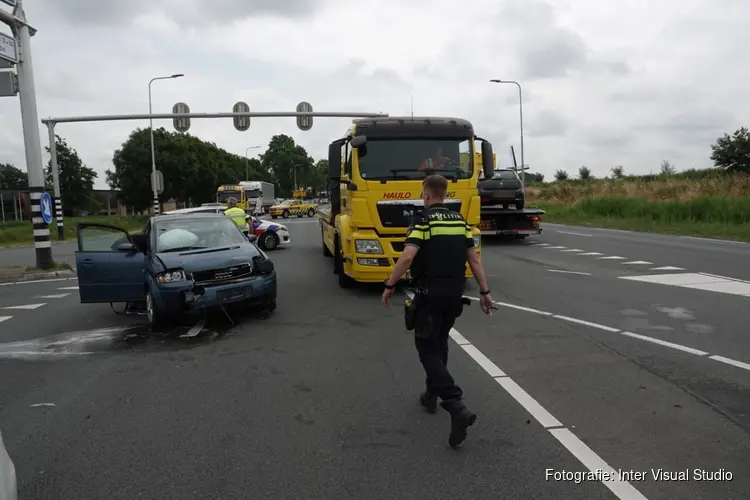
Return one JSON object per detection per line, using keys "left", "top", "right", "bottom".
{"left": 382, "top": 174, "right": 493, "bottom": 448}
{"left": 224, "top": 197, "right": 250, "bottom": 235}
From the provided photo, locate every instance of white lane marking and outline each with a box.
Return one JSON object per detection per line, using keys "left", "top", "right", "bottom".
{"left": 556, "top": 231, "right": 593, "bottom": 237}
{"left": 619, "top": 272, "right": 750, "bottom": 297}
{"left": 709, "top": 355, "right": 750, "bottom": 371}
{"left": 552, "top": 315, "right": 620, "bottom": 332}
{"left": 535, "top": 243, "right": 550, "bottom": 247}
{"left": 546, "top": 246, "right": 567, "bottom": 249}
{"left": 449, "top": 328, "right": 471, "bottom": 345}
{"left": 405, "top": 291, "right": 650, "bottom": 500}
{"left": 0, "top": 316, "right": 12, "bottom": 324}
{"left": 699, "top": 272, "right": 750, "bottom": 285}
{"left": 0, "top": 277, "right": 70, "bottom": 286}
{"left": 35, "top": 293, "right": 70, "bottom": 299}
{"left": 619, "top": 331, "right": 709, "bottom": 356}
{"left": 58, "top": 286, "right": 79, "bottom": 290}
{"left": 494, "top": 377, "right": 562, "bottom": 428}
{"left": 561, "top": 248, "right": 584, "bottom": 252}
{"left": 548, "top": 269, "right": 591, "bottom": 276}
{"left": 29, "top": 403, "right": 56, "bottom": 408}
{"left": 622, "top": 261, "right": 653, "bottom": 265}
{"left": 463, "top": 294, "right": 749, "bottom": 372}
{"left": 598, "top": 256, "right": 626, "bottom": 260}
{"left": 649, "top": 266, "right": 684, "bottom": 271}
{"left": 578, "top": 252, "right": 603, "bottom": 256}
{"left": 2, "top": 303, "right": 46, "bottom": 310}
{"left": 180, "top": 320, "right": 205, "bottom": 338}
{"left": 549, "top": 428, "right": 649, "bottom": 500}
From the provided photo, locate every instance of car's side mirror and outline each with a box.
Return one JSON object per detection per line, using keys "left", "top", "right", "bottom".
{"left": 116, "top": 242, "right": 136, "bottom": 252}
{"left": 247, "top": 234, "right": 258, "bottom": 243}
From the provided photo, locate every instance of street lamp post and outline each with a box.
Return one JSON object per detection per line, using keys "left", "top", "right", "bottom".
{"left": 490, "top": 79, "right": 525, "bottom": 184}
{"left": 148, "top": 73, "right": 184, "bottom": 214}
{"left": 244, "top": 145, "right": 261, "bottom": 179}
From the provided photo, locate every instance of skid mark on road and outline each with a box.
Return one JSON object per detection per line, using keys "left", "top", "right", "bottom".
{"left": 404, "top": 291, "right": 649, "bottom": 500}
{"left": 461, "top": 296, "right": 750, "bottom": 373}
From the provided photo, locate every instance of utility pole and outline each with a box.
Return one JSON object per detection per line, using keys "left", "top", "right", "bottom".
{"left": 490, "top": 79, "right": 525, "bottom": 184}
{"left": 1, "top": 0, "right": 53, "bottom": 268}
{"left": 244, "top": 145, "right": 260, "bottom": 179}
{"left": 148, "top": 73, "right": 183, "bottom": 214}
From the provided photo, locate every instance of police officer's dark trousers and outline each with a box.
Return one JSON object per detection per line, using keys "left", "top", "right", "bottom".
{"left": 413, "top": 290, "right": 463, "bottom": 404}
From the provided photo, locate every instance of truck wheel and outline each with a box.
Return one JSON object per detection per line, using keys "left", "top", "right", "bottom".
{"left": 516, "top": 234, "right": 529, "bottom": 239}
{"left": 334, "top": 239, "right": 355, "bottom": 288}
{"left": 515, "top": 200, "right": 525, "bottom": 210}
{"left": 307, "top": 208, "right": 315, "bottom": 217}
{"left": 282, "top": 210, "right": 290, "bottom": 219}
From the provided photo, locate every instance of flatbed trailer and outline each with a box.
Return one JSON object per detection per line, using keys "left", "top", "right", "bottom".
{"left": 479, "top": 205, "right": 545, "bottom": 239}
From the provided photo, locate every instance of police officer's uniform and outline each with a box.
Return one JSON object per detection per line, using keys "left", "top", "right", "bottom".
{"left": 224, "top": 206, "right": 249, "bottom": 234}
{"left": 404, "top": 203, "right": 477, "bottom": 444}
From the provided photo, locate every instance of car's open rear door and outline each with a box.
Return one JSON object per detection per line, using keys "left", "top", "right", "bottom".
{"left": 75, "top": 223, "right": 145, "bottom": 303}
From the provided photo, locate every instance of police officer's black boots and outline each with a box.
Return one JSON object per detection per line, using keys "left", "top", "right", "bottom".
{"left": 440, "top": 399, "right": 477, "bottom": 448}
{"left": 420, "top": 391, "right": 438, "bottom": 414}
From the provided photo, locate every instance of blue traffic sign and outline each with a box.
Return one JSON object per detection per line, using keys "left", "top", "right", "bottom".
{"left": 40, "top": 192, "right": 53, "bottom": 224}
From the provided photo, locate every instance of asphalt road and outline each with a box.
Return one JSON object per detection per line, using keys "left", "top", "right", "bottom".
{"left": 0, "top": 218, "right": 749, "bottom": 499}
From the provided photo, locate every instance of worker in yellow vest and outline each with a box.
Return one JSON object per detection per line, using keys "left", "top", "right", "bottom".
{"left": 224, "top": 197, "right": 249, "bottom": 235}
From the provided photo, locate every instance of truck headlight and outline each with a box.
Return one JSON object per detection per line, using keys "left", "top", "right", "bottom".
{"left": 355, "top": 239, "right": 383, "bottom": 254}
{"left": 473, "top": 235, "right": 481, "bottom": 248}
{"left": 156, "top": 269, "right": 187, "bottom": 283}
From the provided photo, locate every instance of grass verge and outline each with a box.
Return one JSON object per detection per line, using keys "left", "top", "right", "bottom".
{"left": 0, "top": 216, "right": 148, "bottom": 247}
{"left": 539, "top": 196, "right": 750, "bottom": 242}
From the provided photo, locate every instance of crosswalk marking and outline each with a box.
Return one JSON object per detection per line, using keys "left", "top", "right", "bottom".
{"left": 2, "top": 303, "right": 46, "bottom": 310}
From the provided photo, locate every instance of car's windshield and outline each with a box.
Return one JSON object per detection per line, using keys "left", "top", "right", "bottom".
{"left": 154, "top": 217, "right": 248, "bottom": 252}
{"left": 493, "top": 170, "right": 519, "bottom": 180}
{"left": 357, "top": 138, "right": 472, "bottom": 180}
{"left": 217, "top": 190, "right": 241, "bottom": 203}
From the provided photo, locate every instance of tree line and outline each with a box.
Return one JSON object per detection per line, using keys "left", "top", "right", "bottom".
{"left": 1, "top": 125, "right": 748, "bottom": 215}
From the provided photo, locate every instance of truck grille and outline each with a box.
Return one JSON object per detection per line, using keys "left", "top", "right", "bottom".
{"left": 376, "top": 201, "right": 462, "bottom": 228}
{"left": 192, "top": 263, "right": 251, "bottom": 283}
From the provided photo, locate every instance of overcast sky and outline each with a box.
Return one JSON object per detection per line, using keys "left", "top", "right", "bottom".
{"left": 0, "top": 0, "right": 747, "bottom": 189}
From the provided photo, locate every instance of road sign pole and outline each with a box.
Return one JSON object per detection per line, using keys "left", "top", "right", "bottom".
{"left": 11, "top": 0, "right": 53, "bottom": 269}
{"left": 46, "top": 121, "right": 64, "bottom": 240}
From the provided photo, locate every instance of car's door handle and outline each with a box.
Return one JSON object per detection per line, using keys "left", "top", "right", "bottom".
{"left": 81, "top": 258, "right": 94, "bottom": 267}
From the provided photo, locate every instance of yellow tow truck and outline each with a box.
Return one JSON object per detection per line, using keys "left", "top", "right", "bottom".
{"left": 318, "top": 116, "right": 495, "bottom": 288}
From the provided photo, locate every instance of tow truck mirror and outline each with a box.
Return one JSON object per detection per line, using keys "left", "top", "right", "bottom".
{"left": 350, "top": 135, "right": 367, "bottom": 148}
{"left": 481, "top": 141, "right": 494, "bottom": 179}
{"left": 328, "top": 141, "right": 341, "bottom": 180}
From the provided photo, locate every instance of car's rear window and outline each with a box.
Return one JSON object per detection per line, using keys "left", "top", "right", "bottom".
{"left": 493, "top": 170, "right": 519, "bottom": 180}
{"left": 154, "top": 217, "right": 248, "bottom": 252}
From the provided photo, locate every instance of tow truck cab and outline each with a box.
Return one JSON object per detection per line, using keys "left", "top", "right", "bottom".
{"left": 318, "top": 116, "right": 495, "bottom": 288}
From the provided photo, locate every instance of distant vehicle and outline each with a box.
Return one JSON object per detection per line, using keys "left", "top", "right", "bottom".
{"left": 0, "top": 427, "right": 17, "bottom": 500}
{"left": 268, "top": 199, "right": 318, "bottom": 219}
{"left": 73, "top": 213, "right": 278, "bottom": 328}
{"left": 162, "top": 207, "right": 290, "bottom": 250}
{"left": 478, "top": 168, "right": 525, "bottom": 210}
{"left": 216, "top": 181, "right": 275, "bottom": 213}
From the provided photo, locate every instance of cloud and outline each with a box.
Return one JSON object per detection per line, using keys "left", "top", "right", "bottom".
{"left": 0, "top": 0, "right": 747, "bottom": 188}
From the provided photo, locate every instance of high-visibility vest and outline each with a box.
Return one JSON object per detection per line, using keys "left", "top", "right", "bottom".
{"left": 224, "top": 207, "right": 247, "bottom": 228}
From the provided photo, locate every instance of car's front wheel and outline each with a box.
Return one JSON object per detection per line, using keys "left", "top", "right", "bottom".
{"left": 307, "top": 208, "right": 315, "bottom": 217}
{"left": 282, "top": 210, "right": 290, "bottom": 219}
{"left": 259, "top": 231, "right": 279, "bottom": 250}
{"left": 145, "top": 290, "right": 169, "bottom": 329}
{"left": 266, "top": 297, "right": 277, "bottom": 312}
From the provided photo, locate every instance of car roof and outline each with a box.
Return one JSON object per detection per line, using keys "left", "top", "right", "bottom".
{"left": 153, "top": 212, "right": 226, "bottom": 221}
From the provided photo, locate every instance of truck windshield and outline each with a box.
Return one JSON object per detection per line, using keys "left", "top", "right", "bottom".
{"left": 357, "top": 139, "right": 472, "bottom": 180}
{"left": 245, "top": 189, "right": 260, "bottom": 198}
{"left": 217, "top": 190, "right": 242, "bottom": 203}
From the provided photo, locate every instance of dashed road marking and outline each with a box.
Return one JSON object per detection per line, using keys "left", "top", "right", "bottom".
{"left": 0, "top": 316, "right": 11, "bottom": 324}
{"left": 546, "top": 246, "right": 567, "bottom": 249}
{"left": 649, "top": 266, "right": 685, "bottom": 271}
{"left": 619, "top": 272, "right": 750, "bottom": 297}
{"left": 556, "top": 231, "right": 593, "bottom": 237}
{"left": 561, "top": 248, "right": 584, "bottom": 252}
{"left": 406, "top": 291, "right": 649, "bottom": 500}
{"left": 548, "top": 269, "right": 591, "bottom": 276}
{"left": 578, "top": 252, "right": 603, "bottom": 256}
{"left": 58, "top": 286, "right": 79, "bottom": 290}
{"left": 462, "top": 294, "right": 750, "bottom": 373}
{"left": 2, "top": 303, "right": 46, "bottom": 310}
{"left": 622, "top": 261, "right": 653, "bottom": 265}
{"left": 598, "top": 256, "right": 626, "bottom": 260}
{"left": 35, "top": 293, "right": 70, "bottom": 299}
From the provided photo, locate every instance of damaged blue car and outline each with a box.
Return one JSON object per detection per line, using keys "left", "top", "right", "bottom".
{"left": 74, "top": 212, "right": 277, "bottom": 328}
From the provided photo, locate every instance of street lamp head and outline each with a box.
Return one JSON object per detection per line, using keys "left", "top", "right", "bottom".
{"left": 489, "top": 79, "right": 502, "bottom": 83}
{"left": 171, "top": 73, "right": 184, "bottom": 78}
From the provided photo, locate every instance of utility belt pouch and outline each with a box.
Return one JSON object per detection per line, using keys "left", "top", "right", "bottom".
{"left": 404, "top": 293, "right": 422, "bottom": 331}
{"left": 455, "top": 296, "right": 471, "bottom": 318}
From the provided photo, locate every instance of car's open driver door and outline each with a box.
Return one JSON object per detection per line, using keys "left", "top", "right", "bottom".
{"left": 74, "top": 223, "right": 145, "bottom": 303}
